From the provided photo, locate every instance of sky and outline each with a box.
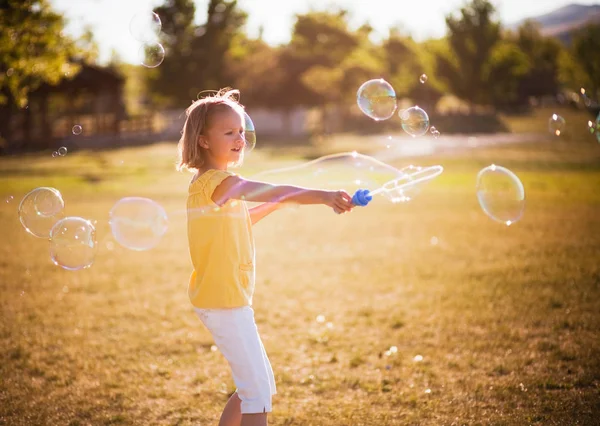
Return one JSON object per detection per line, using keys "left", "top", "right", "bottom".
{"left": 49, "top": 0, "right": 600, "bottom": 64}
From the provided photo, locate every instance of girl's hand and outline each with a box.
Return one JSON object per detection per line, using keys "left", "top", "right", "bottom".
{"left": 326, "top": 190, "right": 354, "bottom": 214}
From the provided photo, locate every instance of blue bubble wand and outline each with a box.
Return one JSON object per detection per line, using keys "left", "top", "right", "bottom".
{"left": 351, "top": 165, "right": 443, "bottom": 206}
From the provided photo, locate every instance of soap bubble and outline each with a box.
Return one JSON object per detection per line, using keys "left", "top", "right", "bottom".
{"left": 253, "top": 152, "right": 405, "bottom": 196}
{"left": 419, "top": 74, "right": 428, "bottom": 84}
{"left": 49, "top": 217, "right": 97, "bottom": 271}
{"left": 72, "top": 125, "right": 82, "bottom": 135}
{"left": 400, "top": 106, "right": 430, "bottom": 137}
{"left": 18, "top": 187, "right": 65, "bottom": 238}
{"left": 548, "top": 114, "right": 565, "bottom": 136}
{"left": 109, "top": 197, "right": 169, "bottom": 251}
{"left": 52, "top": 151, "right": 59, "bottom": 157}
{"left": 129, "top": 11, "right": 161, "bottom": 42}
{"left": 58, "top": 146, "right": 67, "bottom": 156}
{"left": 253, "top": 152, "right": 442, "bottom": 205}
{"left": 244, "top": 111, "right": 256, "bottom": 150}
{"left": 356, "top": 79, "right": 397, "bottom": 121}
{"left": 138, "top": 42, "right": 165, "bottom": 68}
{"left": 476, "top": 165, "right": 525, "bottom": 226}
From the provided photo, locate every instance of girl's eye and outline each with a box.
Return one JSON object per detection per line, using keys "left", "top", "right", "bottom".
{"left": 225, "top": 131, "right": 233, "bottom": 135}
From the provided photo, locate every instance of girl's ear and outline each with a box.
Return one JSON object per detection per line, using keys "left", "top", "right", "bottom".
{"left": 198, "top": 135, "right": 209, "bottom": 149}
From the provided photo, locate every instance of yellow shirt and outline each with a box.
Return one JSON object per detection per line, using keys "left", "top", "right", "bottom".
{"left": 186, "top": 169, "right": 255, "bottom": 308}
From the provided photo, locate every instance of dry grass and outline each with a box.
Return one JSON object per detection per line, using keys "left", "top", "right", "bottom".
{"left": 1, "top": 126, "right": 599, "bottom": 425}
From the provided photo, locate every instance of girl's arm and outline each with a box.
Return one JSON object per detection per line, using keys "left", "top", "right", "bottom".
{"left": 248, "top": 202, "right": 284, "bottom": 225}
{"left": 212, "top": 176, "right": 353, "bottom": 214}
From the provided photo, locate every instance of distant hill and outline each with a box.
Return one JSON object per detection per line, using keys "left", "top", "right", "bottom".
{"left": 508, "top": 3, "right": 600, "bottom": 43}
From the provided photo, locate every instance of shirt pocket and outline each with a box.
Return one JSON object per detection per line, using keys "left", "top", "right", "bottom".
{"left": 239, "top": 262, "right": 254, "bottom": 289}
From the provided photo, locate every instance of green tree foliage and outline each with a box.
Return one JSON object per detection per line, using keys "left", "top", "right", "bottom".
{"left": 148, "top": 0, "right": 247, "bottom": 108}
{"left": 0, "top": 0, "right": 80, "bottom": 107}
{"left": 435, "top": 0, "right": 532, "bottom": 107}
{"left": 226, "top": 36, "right": 283, "bottom": 109}
{"left": 276, "top": 10, "right": 359, "bottom": 109}
{"left": 512, "top": 21, "right": 563, "bottom": 103}
{"left": 0, "top": 0, "right": 85, "bottom": 148}
{"left": 148, "top": 0, "right": 197, "bottom": 106}
{"left": 435, "top": 0, "right": 501, "bottom": 105}
{"left": 484, "top": 40, "right": 530, "bottom": 106}
{"left": 571, "top": 23, "right": 600, "bottom": 101}
{"left": 383, "top": 30, "right": 444, "bottom": 111}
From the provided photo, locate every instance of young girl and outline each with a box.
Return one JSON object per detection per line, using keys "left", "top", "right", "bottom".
{"left": 177, "top": 88, "right": 354, "bottom": 426}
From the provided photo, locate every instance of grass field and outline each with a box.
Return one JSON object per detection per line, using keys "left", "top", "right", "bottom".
{"left": 1, "top": 109, "right": 600, "bottom": 425}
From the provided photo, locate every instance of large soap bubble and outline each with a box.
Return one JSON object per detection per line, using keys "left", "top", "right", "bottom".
{"left": 253, "top": 152, "right": 442, "bottom": 204}
{"left": 49, "top": 217, "right": 97, "bottom": 271}
{"left": 356, "top": 79, "right": 397, "bottom": 121}
{"left": 18, "top": 187, "right": 65, "bottom": 238}
{"left": 476, "top": 165, "right": 525, "bottom": 226}
{"left": 109, "top": 197, "right": 169, "bottom": 251}
{"left": 400, "top": 106, "right": 430, "bottom": 137}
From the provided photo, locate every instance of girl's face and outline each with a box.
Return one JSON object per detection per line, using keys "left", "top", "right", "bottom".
{"left": 202, "top": 107, "right": 245, "bottom": 167}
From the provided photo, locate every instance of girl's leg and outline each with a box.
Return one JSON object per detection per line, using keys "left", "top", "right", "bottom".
{"left": 218, "top": 392, "right": 242, "bottom": 426}
{"left": 241, "top": 413, "right": 267, "bottom": 426}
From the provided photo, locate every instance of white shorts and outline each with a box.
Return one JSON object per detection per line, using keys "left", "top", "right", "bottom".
{"left": 194, "top": 306, "right": 276, "bottom": 414}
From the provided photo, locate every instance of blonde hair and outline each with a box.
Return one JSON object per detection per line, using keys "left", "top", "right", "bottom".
{"left": 176, "top": 88, "right": 246, "bottom": 172}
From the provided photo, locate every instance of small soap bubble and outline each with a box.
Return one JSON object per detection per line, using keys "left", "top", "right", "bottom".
{"left": 129, "top": 11, "right": 161, "bottom": 42}
{"left": 6, "top": 68, "right": 14, "bottom": 77}
{"left": 109, "top": 197, "right": 169, "bottom": 251}
{"left": 548, "top": 114, "right": 565, "bottom": 136}
{"left": 400, "top": 106, "right": 430, "bottom": 137}
{"left": 18, "top": 187, "right": 65, "bottom": 238}
{"left": 58, "top": 146, "right": 67, "bottom": 156}
{"left": 52, "top": 151, "right": 59, "bottom": 157}
{"left": 72, "top": 125, "right": 82, "bottom": 135}
{"left": 316, "top": 314, "right": 325, "bottom": 323}
{"left": 430, "top": 126, "right": 437, "bottom": 133}
{"left": 424, "top": 388, "right": 432, "bottom": 394}
{"left": 476, "top": 164, "right": 525, "bottom": 226}
{"left": 138, "top": 42, "right": 165, "bottom": 68}
{"left": 419, "top": 74, "right": 428, "bottom": 84}
{"left": 243, "top": 111, "right": 256, "bottom": 150}
{"left": 49, "top": 217, "right": 97, "bottom": 271}
{"left": 413, "top": 354, "right": 423, "bottom": 362}
{"left": 356, "top": 79, "right": 397, "bottom": 121}
{"left": 211, "top": 345, "right": 218, "bottom": 352}
{"left": 430, "top": 236, "right": 439, "bottom": 246}
{"left": 5, "top": 195, "right": 14, "bottom": 204}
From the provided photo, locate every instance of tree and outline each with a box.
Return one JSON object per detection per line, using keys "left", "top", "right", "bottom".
{"left": 512, "top": 20, "right": 563, "bottom": 104}
{"left": 571, "top": 23, "right": 600, "bottom": 102}
{"left": 147, "top": 0, "right": 197, "bottom": 107}
{"left": 435, "top": 0, "right": 501, "bottom": 105}
{"left": 0, "top": 0, "right": 81, "bottom": 146}
{"left": 225, "top": 35, "right": 282, "bottom": 109}
{"left": 148, "top": 0, "right": 247, "bottom": 108}
{"left": 275, "top": 10, "right": 359, "bottom": 110}
{"left": 383, "top": 30, "right": 444, "bottom": 111}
